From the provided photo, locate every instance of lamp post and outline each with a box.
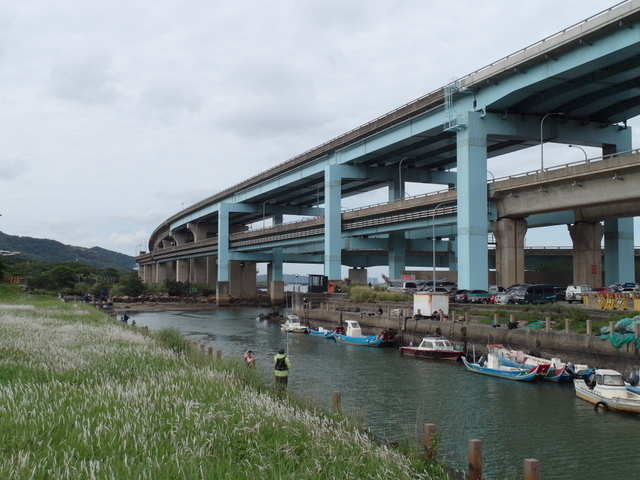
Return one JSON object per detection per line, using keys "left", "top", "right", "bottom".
{"left": 262, "top": 199, "right": 275, "bottom": 229}
{"left": 398, "top": 156, "right": 415, "bottom": 199}
{"left": 432, "top": 202, "right": 454, "bottom": 290}
{"left": 569, "top": 144, "right": 588, "bottom": 161}
{"left": 540, "top": 112, "right": 564, "bottom": 170}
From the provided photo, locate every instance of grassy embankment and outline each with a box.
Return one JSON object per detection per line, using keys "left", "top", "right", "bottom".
{"left": 0, "top": 286, "right": 447, "bottom": 479}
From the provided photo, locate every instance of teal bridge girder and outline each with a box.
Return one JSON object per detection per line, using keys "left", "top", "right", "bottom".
{"left": 140, "top": 1, "right": 640, "bottom": 290}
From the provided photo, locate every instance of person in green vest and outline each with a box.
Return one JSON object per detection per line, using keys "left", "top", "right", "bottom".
{"left": 274, "top": 348, "right": 291, "bottom": 392}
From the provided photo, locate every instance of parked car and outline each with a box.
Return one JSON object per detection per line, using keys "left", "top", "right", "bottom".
{"left": 564, "top": 285, "right": 594, "bottom": 303}
{"left": 455, "top": 289, "right": 488, "bottom": 303}
{"left": 466, "top": 290, "right": 491, "bottom": 303}
{"left": 450, "top": 289, "right": 466, "bottom": 303}
{"left": 493, "top": 287, "right": 519, "bottom": 305}
{"left": 387, "top": 281, "right": 418, "bottom": 294}
{"left": 419, "top": 287, "right": 450, "bottom": 294}
{"left": 512, "top": 284, "right": 557, "bottom": 304}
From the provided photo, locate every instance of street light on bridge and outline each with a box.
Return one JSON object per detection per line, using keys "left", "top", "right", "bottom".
{"left": 569, "top": 144, "right": 588, "bottom": 161}
{"left": 540, "top": 112, "right": 565, "bottom": 171}
{"left": 262, "top": 199, "right": 275, "bottom": 229}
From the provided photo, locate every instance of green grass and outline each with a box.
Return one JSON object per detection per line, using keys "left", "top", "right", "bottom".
{"left": 0, "top": 286, "right": 447, "bottom": 479}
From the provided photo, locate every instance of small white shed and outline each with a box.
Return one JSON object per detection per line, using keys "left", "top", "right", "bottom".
{"left": 413, "top": 293, "right": 449, "bottom": 317}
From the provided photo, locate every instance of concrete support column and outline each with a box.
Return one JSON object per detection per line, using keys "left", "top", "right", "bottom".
{"left": 456, "top": 112, "right": 489, "bottom": 290}
{"left": 568, "top": 221, "right": 604, "bottom": 287}
{"left": 206, "top": 256, "right": 217, "bottom": 286}
{"left": 388, "top": 231, "right": 406, "bottom": 279}
{"left": 228, "top": 260, "right": 257, "bottom": 296}
{"left": 155, "top": 262, "right": 167, "bottom": 283}
{"left": 492, "top": 218, "right": 527, "bottom": 288}
{"left": 176, "top": 259, "right": 189, "bottom": 282}
{"left": 192, "top": 257, "right": 207, "bottom": 284}
{"left": 348, "top": 267, "right": 368, "bottom": 285}
{"left": 603, "top": 218, "right": 635, "bottom": 285}
{"left": 217, "top": 204, "right": 231, "bottom": 306}
{"left": 602, "top": 135, "right": 635, "bottom": 285}
{"left": 324, "top": 164, "right": 342, "bottom": 282}
{"left": 269, "top": 248, "right": 284, "bottom": 305}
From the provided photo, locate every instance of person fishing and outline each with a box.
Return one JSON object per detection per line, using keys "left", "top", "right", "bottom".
{"left": 273, "top": 348, "right": 291, "bottom": 392}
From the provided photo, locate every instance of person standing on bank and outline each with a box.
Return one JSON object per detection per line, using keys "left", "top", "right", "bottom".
{"left": 274, "top": 348, "right": 291, "bottom": 392}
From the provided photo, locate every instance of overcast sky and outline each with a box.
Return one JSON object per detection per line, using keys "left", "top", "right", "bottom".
{"left": 0, "top": 0, "right": 637, "bottom": 271}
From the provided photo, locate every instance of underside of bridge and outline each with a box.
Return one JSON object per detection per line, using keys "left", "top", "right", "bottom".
{"left": 138, "top": 2, "right": 640, "bottom": 304}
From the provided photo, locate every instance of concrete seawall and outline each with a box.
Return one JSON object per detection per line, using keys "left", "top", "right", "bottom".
{"left": 296, "top": 307, "right": 640, "bottom": 372}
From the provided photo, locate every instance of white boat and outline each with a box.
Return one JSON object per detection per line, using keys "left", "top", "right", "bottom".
{"left": 399, "top": 336, "right": 463, "bottom": 360}
{"left": 281, "top": 315, "right": 307, "bottom": 333}
{"left": 574, "top": 369, "right": 640, "bottom": 413}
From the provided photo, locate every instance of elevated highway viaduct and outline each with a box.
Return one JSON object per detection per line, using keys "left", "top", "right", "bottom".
{"left": 138, "top": 1, "right": 640, "bottom": 304}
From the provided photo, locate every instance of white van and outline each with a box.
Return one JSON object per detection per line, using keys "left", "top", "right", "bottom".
{"left": 565, "top": 285, "right": 594, "bottom": 303}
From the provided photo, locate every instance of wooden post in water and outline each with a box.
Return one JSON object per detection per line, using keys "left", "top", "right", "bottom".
{"left": 545, "top": 317, "right": 551, "bottom": 332}
{"left": 332, "top": 391, "right": 341, "bottom": 413}
{"left": 424, "top": 424, "right": 437, "bottom": 459}
{"left": 565, "top": 318, "right": 570, "bottom": 333}
{"left": 586, "top": 319, "right": 592, "bottom": 335}
{"left": 524, "top": 458, "right": 540, "bottom": 480}
{"left": 468, "top": 439, "right": 482, "bottom": 479}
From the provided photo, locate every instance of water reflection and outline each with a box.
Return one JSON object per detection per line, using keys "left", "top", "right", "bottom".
{"left": 133, "top": 308, "right": 640, "bottom": 480}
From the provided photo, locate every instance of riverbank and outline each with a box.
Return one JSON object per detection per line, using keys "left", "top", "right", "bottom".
{"left": 0, "top": 286, "right": 441, "bottom": 480}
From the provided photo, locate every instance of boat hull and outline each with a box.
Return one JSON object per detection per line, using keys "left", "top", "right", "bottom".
{"left": 308, "top": 328, "right": 335, "bottom": 339}
{"left": 334, "top": 334, "right": 388, "bottom": 347}
{"left": 462, "top": 357, "right": 539, "bottom": 381}
{"left": 399, "top": 346, "right": 462, "bottom": 360}
{"left": 575, "top": 379, "right": 640, "bottom": 413}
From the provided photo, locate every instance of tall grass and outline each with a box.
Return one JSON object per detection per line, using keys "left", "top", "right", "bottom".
{"left": 0, "top": 287, "right": 444, "bottom": 479}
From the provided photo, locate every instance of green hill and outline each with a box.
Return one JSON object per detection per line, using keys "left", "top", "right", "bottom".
{"left": 0, "top": 231, "right": 135, "bottom": 272}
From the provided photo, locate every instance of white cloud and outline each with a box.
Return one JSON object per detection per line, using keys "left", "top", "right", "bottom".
{"left": 0, "top": 0, "right": 634, "bottom": 259}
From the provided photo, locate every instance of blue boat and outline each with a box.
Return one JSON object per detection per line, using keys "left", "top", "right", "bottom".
{"left": 462, "top": 353, "right": 545, "bottom": 381}
{"left": 307, "top": 326, "right": 343, "bottom": 339}
{"left": 333, "top": 320, "right": 396, "bottom": 347}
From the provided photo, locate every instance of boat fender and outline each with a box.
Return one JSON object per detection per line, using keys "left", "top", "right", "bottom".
{"left": 594, "top": 401, "right": 608, "bottom": 412}
{"left": 586, "top": 373, "right": 597, "bottom": 389}
{"left": 460, "top": 326, "right": 467, "bottom": 337}
{"left": 565, "top": 363, "right": 576, "bottom": 377}
{"left": 478, "top": 356, "right": 486, "bottom": 367}
{"left": 435, "top": 327, "right": 442, "bottom": 336}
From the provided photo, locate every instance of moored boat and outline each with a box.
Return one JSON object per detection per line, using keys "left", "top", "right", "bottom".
{"left": 281, "top": 315, "right": 308, "bottom": 333}
{"left": 574, "top": 369, "right": 640, "bottom": 413}
{"left": 307, "top": 326, "right": 344, "bottom": 339}
{"left": 489, "top": 345, "right": 565, "bottom": 381}
{"left": 462, "top": 353, "right": 548, "bottom": 381}
{"left": 399, "top": 336, "right": 463, "bottom": 360}
{"left": 333, "top": 320, "right": 397, "bottom": 347}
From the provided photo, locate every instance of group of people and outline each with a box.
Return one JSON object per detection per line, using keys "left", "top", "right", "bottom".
{"left": 243, "top": 348, "right": 292, "bottom": 392}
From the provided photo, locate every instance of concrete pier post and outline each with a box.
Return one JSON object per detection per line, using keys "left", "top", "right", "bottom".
{"left": 492, "top": 218, "right": 527, "bottom": 288}
{"left": 568, "top": 221, "right": 604, "bottom": 287}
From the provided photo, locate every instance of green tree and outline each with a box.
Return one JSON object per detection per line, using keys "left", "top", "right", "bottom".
{"left": 0, "top": 258, "right": 6, "bottom": 281}
{"left": 119, "top": 274, "right": 145, "bottom": 297}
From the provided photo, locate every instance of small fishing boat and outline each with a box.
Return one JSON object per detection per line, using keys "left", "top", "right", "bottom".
{"left": 574, "top": 369, "right": 640, "bottom": 413}
{"left": 462, "top": 353, "right": 548, "bottom": 381}
{"left": 489, "top": 345, "right": 565, "bottom": 381}
{"left": 333, "top": 320, "right": 396, "bottom": 347}
{"left": 281, "top": 315, "right": 308, "bottom": 333}
{"left": 307, "top": 326, "right": 344, "bottom": 339}
{"left": 489, "top": 344, "right": 590, "bottom": 382}
{"left": 399, "top": 336, "right": 463, "bottom": 360}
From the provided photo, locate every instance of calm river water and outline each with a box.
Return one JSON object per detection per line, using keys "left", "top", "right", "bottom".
{"left": 133, "top": 308, "right": 640, "bottom": 480}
